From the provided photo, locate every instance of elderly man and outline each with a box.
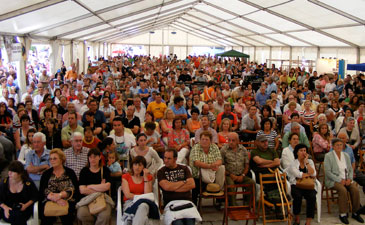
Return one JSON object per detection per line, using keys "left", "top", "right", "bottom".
{"left": 282, "top": 122, "right": 310, "bottom": 148}
{"left": 221, "top": 132, "right": 255, "bottom": 206}
{"left": 133, "top": 96, "right": 146, "bottom": 123}
{"left": 25, "top": 132, "right": 50, "bottom": 188}
{"left": 240, "top": 105, "right": 261, "bottom": 141}
{"left": 255, "top": 86, "right": 269, "bottom": 109}
{"left": 61, "top": 112, "right": 84, "bottom": 148}
{"left": 266, "top": 77, "right": 277, "bottom": 95}
{"left": 157, "top": 148, "right": 198, "bottom": 225}
{"left": 64, "top": 62, "right": 78, "bottom": 81}
{"left": 216, "top": 103, "right": 238, "bottom": 131}
{"left": 169, "top": 87, "right": 186, "bottom": 107}
{"left": 64, "top": 132, "right": 89, "bottom": 178}
{"left": 283, "top": 113, "right": 305, "bottom": 134}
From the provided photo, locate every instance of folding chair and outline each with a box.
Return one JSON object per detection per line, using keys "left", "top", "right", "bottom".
{"left": 321, "top": 165, "right": 352, "bottom": 213}
{"left": 222, "top": 182, "right": 257, "bottom": 225}
{"left": 198, "top": 168, "right": 225, "bottom": 214}
{"left": 258, "top": 171, "right": 292, "bottom": 225}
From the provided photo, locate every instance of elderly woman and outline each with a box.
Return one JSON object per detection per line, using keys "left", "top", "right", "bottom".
{"left": 0, "top": 161, "right": 38, "bottom": 225}
{"left": 122, "top": 156, "right": 157, "bottom": 225}
{"left": 286, "top": 144, "right": 316, "bottom": 225}
{"left": 39, "top": 148, "right": 79, "bottom": 225}
{"left": 339, "top": 117, "right": 361, "bottom": 160}
{"left": 281, "top": 133, "right": 300, "bottom": 170}
{"left": 324, "top": 138, "right": 364, "bottom": 224}
{"left": 283, "top": 101, "right": 298, "bottom": 124}
{"left": 77, "top": 148, "right": 112, "bottom": 225}
{"left": 189, "top": 131, "right": 225, "bottom": 205}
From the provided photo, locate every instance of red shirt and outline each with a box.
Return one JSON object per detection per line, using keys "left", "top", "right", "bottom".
{"left": 122, "top": 173, "right": 153, "bottom": 202}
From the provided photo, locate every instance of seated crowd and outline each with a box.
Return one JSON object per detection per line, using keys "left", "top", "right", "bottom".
{"left": 0, "top": 55, "right": 364, "bottom": 225}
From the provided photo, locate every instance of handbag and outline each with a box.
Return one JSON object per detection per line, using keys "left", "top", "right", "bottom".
{"left": 88, "top": 167, "right": 107, "bottom": 215}
{"left": 44, "top": 188, "right": 74, "bottom": 217}
{"left": 296, "top": 177, "right": 315, "bottom": 190}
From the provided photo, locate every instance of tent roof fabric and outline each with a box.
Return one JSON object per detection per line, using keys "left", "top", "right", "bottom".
{"left": 0, "top": 0, "right": 364, "bottom": 47}
{"left": 216, "top": 50, "right": 249, "bottom": 58}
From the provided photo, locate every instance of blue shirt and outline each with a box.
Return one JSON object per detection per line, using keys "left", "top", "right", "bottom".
{"left": 330, "top": 144, "right": 355, "bottom": 164}
{"left": 266, "top": 82, "right": 277, "bottom": 95}
{"left": 255, "top": 92, "right": 269, "bottom": 108}
{"left": 130, "top": 86, "right": 140, "bottom": 96}
{"left": 108, "top": 161, "right": 122, "bottom": 173}
{"left": 138, "top": 88, "right": 149, "bottom": 95}
{"left": 170, "top": 105, "right": 187, "bottom": 116}
{"left": 284, "top": 123, "right": 306, "bottom": 134}
{"left": 25, "top": 148, "right": 50, "bottom": 181}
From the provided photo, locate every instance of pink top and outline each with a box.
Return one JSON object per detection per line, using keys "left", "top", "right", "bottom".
{"left": 312, "top": 133, "right": 329, "bottom": 153}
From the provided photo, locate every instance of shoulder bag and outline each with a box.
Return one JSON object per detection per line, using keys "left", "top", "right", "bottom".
{"left": 88, "top": 167, "right": 107, "bottom": 215}
{"left": 44, "top": 187, "right": 74, "bottom": 217}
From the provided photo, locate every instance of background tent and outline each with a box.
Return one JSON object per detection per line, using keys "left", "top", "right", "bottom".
{"left": 347, "top": 63, "right": 365, "bottom": 72}
{"left": 216, "top": 50, "right": 249, "bottom": 58}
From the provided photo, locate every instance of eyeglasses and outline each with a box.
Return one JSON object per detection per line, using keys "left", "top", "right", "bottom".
{"left": 49, "top": 157, "right": 58, "bottom": 161}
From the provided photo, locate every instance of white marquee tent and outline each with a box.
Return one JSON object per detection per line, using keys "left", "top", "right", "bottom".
{"left": 0, "top": 0, "right": 365, "bottom": 92}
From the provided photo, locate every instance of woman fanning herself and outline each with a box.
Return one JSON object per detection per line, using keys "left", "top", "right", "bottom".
{"left": 122, "top": 156, "right": 157, "bottom": 225}
{"left": 0, "top": 161, "right": 38, "bottom": 225}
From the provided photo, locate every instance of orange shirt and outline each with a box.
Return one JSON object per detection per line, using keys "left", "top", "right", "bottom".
{"left": 65, "top": 70, "right": 78, "bottom": 80}
{"left": 122, "top": 173, "right": 153, "bottom": 202}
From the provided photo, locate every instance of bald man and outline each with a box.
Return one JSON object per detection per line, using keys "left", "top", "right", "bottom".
{"left": 220, "top": 132, "right": 255, "bottom": 206}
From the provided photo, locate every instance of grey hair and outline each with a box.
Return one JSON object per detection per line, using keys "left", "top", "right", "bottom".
{"left": 71, "top": 132, "right": 84, "bottom": 141}
{"left": 291, "top": 122, "right": 300, "bottom": 129}
{"left": 337, "top": 132, "right": 349, "bottom": 140}
{"left": 347, "top": 117, "right": 355, "bottom": 123}
{"left": 33, "top": 132, "right": 46, "bottom": 143}
{"left": 318, "top": 113, "right": 326, "bottom": 120}
{"left": 67, "top": 102, "right": 75, "bottom": 107}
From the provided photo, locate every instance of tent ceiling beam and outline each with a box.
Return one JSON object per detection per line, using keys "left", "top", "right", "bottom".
{"left": 105, "top": 22, "right": 174, "bottom": 42}
{"left": 171, "top": 23, "right": 225, "bottom": 42}
{"left": 179, "top": 18, "right": 246, "bottom": 46}
{"left": 185, "top": 13, "right": 270, "bottom": 46}
{"left": 170, "top": 24, "right": 227, "bottom": 46}
{"left": 54, "top": 0, "right": 192, "bottom": 40}
{"left": 0, "top": 0, "right": 66, "bottom": 21}
{"left": 308, "top": 0, "right": 365, "bottom": 25}
{"left": 92, "top": 19, "right": 176, "bottom": 42}
{"left": 176, "top": 20, "right": 240, "bottom": 46}
{"left": 237, "top": 0, "right": 359, "bottom": 47}
{"left": 29, "top": 0, "right": 144, "bottom": 35}
{"left": 202, "top": 1, "right": 317, "bottom": 47}
{"left": 193, "top": 8, "right": 289, "bottom": 47}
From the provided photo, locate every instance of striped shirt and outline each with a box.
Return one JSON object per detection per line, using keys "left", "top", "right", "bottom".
{"left": 300, "top": 110, "right": 315, "bottom": 123}
{"left": 256, "top": 130, "right": 278, "bottom": 149}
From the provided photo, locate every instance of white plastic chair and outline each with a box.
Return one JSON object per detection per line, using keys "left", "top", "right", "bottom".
{"left": 0, "top": 201, "right": 39, "bottom": 225}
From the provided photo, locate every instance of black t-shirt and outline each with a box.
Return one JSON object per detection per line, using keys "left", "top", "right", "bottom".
{"left": 79, "top": 166, "right": 111, "bottom": 196}
{"left": 157, "top": 165, "right": 192, "bottom": 206}
{"left": 178, "top": 74, "right": 192, "bottom": 82}
{"left": 122, "top": 116, "right": 141, "bottom": 130}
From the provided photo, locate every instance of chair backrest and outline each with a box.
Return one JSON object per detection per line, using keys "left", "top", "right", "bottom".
{"left": 259, "top": 172, "right": 289, "bottom": 194}
{"left": 225, "top": 183, "right": 255, "bottom": 210}
{"left": 239, "top": 141, "right": 256, "bottom": 150}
